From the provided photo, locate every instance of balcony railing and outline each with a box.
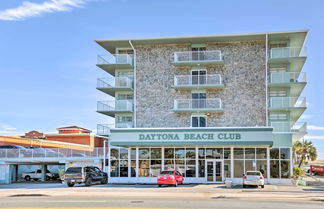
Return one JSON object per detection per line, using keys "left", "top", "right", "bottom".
{"left": 269, "top": 72, "right": 306, "bottom": 84}
{"left": 174, "top": 50, "right": 222, "bottom": 63}
{"left": 174, "top": 99, "right": 222, "bottom": 111}
{"left": 271, "top": 121, "right": 307, "bottom": 133}
{"left": 97, "top": 77, "right": 134, "bottom": 89}
{"left": 0, "top": 148, "right": 104, "bottom": 159}
{"left": 97, "top": 100, "right": 133, "bottom": 112}
{"left": 174, "top": 74, "right": 222, "bottom": 86}
{"left": 97, "top": 124, "right": 110, "bottom": 135}
{"left": 97, "top": 54, "right": 134, "bottom": 66}
{"left": 270, "top": 47, "right": 307, "bottom": 59}
{"left": 269, "top": 97, "right": 306, "bottom": 109}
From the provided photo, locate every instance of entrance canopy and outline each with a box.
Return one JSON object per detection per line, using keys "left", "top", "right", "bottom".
{"left": 110, "top": 127, "right": 273, "bottom": 147}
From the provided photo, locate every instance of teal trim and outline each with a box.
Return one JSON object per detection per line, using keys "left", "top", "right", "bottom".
{"left": 111, "top": 141, "right": 273, "bottom": 147}
{"left": 111, "top": 127, "right": 273, "bottom": 133}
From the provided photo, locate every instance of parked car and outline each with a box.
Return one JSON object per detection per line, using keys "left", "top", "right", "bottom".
{"left": 310, "top": 165, "right": 324, "bottom": 176}
{"left": 63, "top": 166, "right": 108, "bottom": 187}
{"left": 243, "top": 171, "right": 265, "bottom": 188}
{"left": 302, "top": 166, "right": 311, "bottom": 174}
{"left": 157, "top": 170, "right": 184, "bottom": 187}
{"left": 22, "top": 169, "right": 58, "bottom": 181}
{"left": 0, "top": 145, "right": 27, "bottom": 149}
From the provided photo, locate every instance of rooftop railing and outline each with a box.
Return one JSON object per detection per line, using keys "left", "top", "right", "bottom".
{"left": 270, "top": 47, "right": 307, "bottom": 59}
{"left": 0, "top": 148, "right": 104, "bottom": 159}
{"left": 174, "top": 99, "right": 222, "bottom": 110}
{"left": 97, "top": 100, "right": 134, "bottom": 112}
{"left": 269, "top": 97, "right": 306, "bottom": 108}
{"left": 97, "top": 54, "right": 134, "bottom": 66}
{"left": 97, "top": 77, "right": 134, "bottom": 89}
{"left": 97, "top": 124, "right": 111, "bottom": 135}
{"left": 269, "top": 72, "right": 306, "bottom": 84}
{"left": 174, "top": 74, "right": 222, "bottom": 86}
{"left": 174, "top": 50, "right": 222, "bottom": 62}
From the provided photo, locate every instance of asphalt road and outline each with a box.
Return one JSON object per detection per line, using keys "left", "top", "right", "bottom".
{"left": 1, "top": 195, "right": 324, "bottom": 209}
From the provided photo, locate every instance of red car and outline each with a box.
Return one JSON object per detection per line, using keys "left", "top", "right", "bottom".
{"left": 157, "top": 170, "right": 184, "bottom": 187}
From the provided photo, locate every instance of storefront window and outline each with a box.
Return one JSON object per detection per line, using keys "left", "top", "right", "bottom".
{"left": 186, "top": 160, "right": 196, "bottom": 177}
{"left": 131, "top": 160, "right": 136, "bottom": 177}
{"left": 110, "top": 148, "right": 119, "bottom": 160}
{"left": 120, "top": 160, "right": 128, "bottom": 177}
{"left": 198, "top": 160, "right": 205, "bottom": 177}
{"left": 175, "top": 148, "right": 185, "bottom": 159}
{"left": 164, "top": 159, "right": 174, "bottom": 170}
{"left": 139, "top": 160, "right": 149, "bottom": 177}
{"left": 206, "top": 148, "right": 223, "bottom": 159}
{"left": 150, "top": 160, "right": 161, "bottom": 177}
{"left": 164, "top": 148, "right": 174, "bottom": 158}
{"left": 256, "top": 148, "right": 267, "bottom": 159}
{"left": 280, "top": 148, "right": 290, "bottom": 160}
{"left": 256, "top": 160, "right": 267, "bottom": 178}
{"left": 224, "top": 160, "right": 231, "bottom": 178}
{"left": 224, "top": 148, "right": 231, "bottom": 159}
{"left": 234, "top": 148, "right": 244, "bottom": 159}
{"left": 270, "top": 148, "right": 279, "bottom": 159}
{"left": 234, "top": 160, "right": 244, "bottom": 178}
{"left": 151, "top": 148, "right": 161, "bottom": 159}
{"left": 245, "top": 148, "right": 255, "bottom": 159}
{"left": 198, "top": 148, "right": 205, "bottom": 159}
{"left": 245, "top": 160, "right": 254, "bottom": 172}
{"left": 139, "top": 148, "right": 149, "bottom": 159}
{"left": 110, "top": 160, "right": 119, "bottom": 177}
{"left": 120, "top": 148, "right": 128, "bottom": 159}
{"left": 281, "top": 160, "right": 290, "bottom": 178}
{"left": 131, "top": 148, "right": 136, "bottom": 159}
{"left": 186, "top": 149, "right": 196, "bottom": 159}
{"left": 270, "top": 160, "right": 280, "bottom": 178}
{"left": 175, "top": 160, "right": 185, "bottom": 175}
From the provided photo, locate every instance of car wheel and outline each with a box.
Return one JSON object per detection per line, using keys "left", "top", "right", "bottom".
{"left": 101, "top": 178, "right": 108, "bottom": 184}
{"left": 261, "top": 185, "right": 264, "bottom": 188}
{"left": 67, "top": 183, "right": 75, "bottom": 187}
{"left": 46, "top": 176, "right": 50, "bottom": 181}
{"left": 158, "top": 184, "right": 162, "bottom": 187}
{"left": 25, "top": 176, "right": 31, "bottom": 181}
{"left": 85, "top": 177, "right": 92, "bottom": 186}
{"left": 174, "top": 181, "right": 178, "bottom": 187}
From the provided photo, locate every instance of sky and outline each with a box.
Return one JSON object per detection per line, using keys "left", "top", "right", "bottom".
{"left": 0, "top": 0, "right": 323, "bottom": 158}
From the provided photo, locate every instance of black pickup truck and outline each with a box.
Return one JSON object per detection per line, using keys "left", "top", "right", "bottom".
{"left": 63, "top": 166, "right": 108, "bottom": 187}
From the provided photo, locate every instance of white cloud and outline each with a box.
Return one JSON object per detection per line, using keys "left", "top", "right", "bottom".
{"left": 0, "top": 0, "right": 87, "bottom": 21}
{"left": 300, "top": 114, "right": 314, "bottom": 119}
{"left": 308, "top": 125, "right": 324, "bottom": 130}
{"left": 304, "top": 135, "right": 324, "bottom": 140}
{"left": 0, "top": 123, "right": 23, "bottom": 135}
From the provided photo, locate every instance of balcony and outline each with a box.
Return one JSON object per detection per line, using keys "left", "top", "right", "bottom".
{"left": 97, "top": 100, "right": 133, "bottom": 117}
{"left": 173, "top": 74, "right": 224, "bottom": 90}
{"left": 268, "top": 47, "right": 307, "bottom": 73}
{"left": 173, "top": 99, "right": 223, "bottom": 113}
{"left": 97, "top": 54, "right": 134, "bottom": 76}
{"left": 172, "top": 50, "right": 224, "bottom": 67}
{"left": 271, "top": 121, "right": 307, "bottom": 136}
{"left": 268, "top": 72, "right": 306, "bottom": 97}
{"left": 269, "top": 97, "right": 306, "bottom": 121}
{"left": 97, "top": 124, "right": 110, "bottom": 136}
{"left": 97, "top": 77, "right": 134, "bottom": 96}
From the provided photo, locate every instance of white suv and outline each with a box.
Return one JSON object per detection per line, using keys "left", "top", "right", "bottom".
{"left": 243, "top": 171, "right": 265, "bottom": 188}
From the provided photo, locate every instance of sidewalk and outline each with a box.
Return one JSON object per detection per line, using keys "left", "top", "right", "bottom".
{"left": 1, "top": 183, "right": 324, "bottom": 201}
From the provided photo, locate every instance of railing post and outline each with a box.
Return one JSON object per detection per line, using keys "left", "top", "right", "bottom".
{"left": 5, "top": 149, "right": 7, "bottom": 158}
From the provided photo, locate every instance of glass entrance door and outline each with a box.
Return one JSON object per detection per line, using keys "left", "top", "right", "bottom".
{"left": 206, "top": 160, "right": 223, "bottom": 183}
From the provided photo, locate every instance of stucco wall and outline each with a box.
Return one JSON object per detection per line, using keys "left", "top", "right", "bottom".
{"left": 135, "top": 41, "right": 266, "bottom": 128}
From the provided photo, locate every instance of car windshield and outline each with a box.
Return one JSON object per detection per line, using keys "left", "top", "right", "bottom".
{"left": 160, "top": 171, "right": 173, "bottom": 175}
{"left": 246, "top": 171, "right": 261, "bottom": 176}
{"left": 65, "top": 167, "right": 82, "bottom": 174}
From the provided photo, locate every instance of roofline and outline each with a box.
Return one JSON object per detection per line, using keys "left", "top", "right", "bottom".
{"left": 95, "top": 29, "right": 309, "bottom": 43}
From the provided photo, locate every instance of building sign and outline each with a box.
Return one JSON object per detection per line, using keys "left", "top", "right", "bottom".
{"left": 138, "top": 133, "right": 241, "bottom": 141}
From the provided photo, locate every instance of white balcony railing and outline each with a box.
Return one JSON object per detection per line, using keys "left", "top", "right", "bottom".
{"left": 97, "top": 124, "right": 111, "bottom": 135}
{"left": 269, "top": 72, "right": 306, "bottom": 84}
{"left": 174, "top": 74, "right": 222, "bottom": 86}
{"left": 97, "top": 100, "right": 133, "bottom": 112}
{"left": 270, "top": 47, "right": 307, "bottom": 59}
{"left": 97, "top": 54, "right": 134, "bottom": 66}
{"left": 97, "top": 77, "right": 134, "bottom": 89}
{"left": 0, "top": 148, "right": 104, "bottom": 159}
{"left": 174, "top": 50, "right": 222, "bottom": 62}
{"left": 174, "top": 99, "right": 222, "bottom": 110}
{"left": 271, "top": 121, "right": 307, "bottom": 133}
{"left": 269, "top": 97, "right": 306, "bottom": 108}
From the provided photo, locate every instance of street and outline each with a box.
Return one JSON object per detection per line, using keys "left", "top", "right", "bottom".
{"left": 0, "top": 183, "right": 324, "bottom": 208}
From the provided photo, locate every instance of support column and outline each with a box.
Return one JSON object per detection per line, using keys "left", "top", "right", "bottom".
{"left": 290, "top": 147, "right": 293, "bottom": 178}
{"left": 267, "top": 147, "right": 270, "bottom": 184}
{"left": 230, "top": 147, "right": 234, "bottom": 179}
{"left": 41, "top": 165, "right": 47, "bottom": 182}
{"left": 195, "top": 147, "right": 199, "bottom": 179}
{"left": 161, "top": 147, "right": 165, "bottom": 172}
{"left": 136, "top": 147, "right": 139, "bottom": 178}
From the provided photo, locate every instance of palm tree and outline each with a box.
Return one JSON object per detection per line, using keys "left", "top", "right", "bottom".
{"left": 293, "top": 139, "right": 317, "bottom": 167}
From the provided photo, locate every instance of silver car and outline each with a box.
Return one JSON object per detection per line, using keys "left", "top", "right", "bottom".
{"left": 243, "top": 171, "right": 265, "bottom": 188}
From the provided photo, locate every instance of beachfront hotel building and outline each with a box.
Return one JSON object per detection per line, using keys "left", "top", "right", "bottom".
{"left": 96, "top": 30, "right": 308, "bottom": 184}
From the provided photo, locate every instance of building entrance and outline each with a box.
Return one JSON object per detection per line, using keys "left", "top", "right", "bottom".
{"left": 206, "top": 160, "right": 223, "bottom": 183}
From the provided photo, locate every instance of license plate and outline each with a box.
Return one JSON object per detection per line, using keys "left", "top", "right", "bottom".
{"left": 71, "top": 180, "right": 75, "bottom": 182}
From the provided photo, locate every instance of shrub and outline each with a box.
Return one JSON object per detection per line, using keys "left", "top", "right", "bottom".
{"left": 293, "top": 166, "right": 305, "bottom": 178}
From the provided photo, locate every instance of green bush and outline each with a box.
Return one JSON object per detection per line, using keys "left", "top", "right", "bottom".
{"left": 293, "top": 167, "right": 305, "bottom": 178}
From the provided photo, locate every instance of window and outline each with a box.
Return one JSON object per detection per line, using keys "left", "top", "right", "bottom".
{"left": 191, "top": 116, "right": 207, "bottom": 127}
{"left": 269, "top": 67, "right": 287, "bottom": 72}
{"left": 117, "top": 49, "right": 134, "bottom": 54}
{"left": 191, "top": 70, "right": 207, "bottom": 85}
{"left": 192, "top": 93, "right": 206, "bottom": 109}
{"left": 270, "top": 148, "right": 291, "bottom": 179}
{"left": 117, "top": 94, "right": 133, "bottom": 100}
{"left": 269, "top": 114, "right": 288, "bottom": 120}
{"left": 191, "top": 47, "right": 206, "bottom": 61}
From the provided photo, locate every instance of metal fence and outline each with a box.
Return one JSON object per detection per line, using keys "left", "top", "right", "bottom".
{"left": 97, "top": 100, "right": 134, "bottom": 112}
{"left": 174, "top": 50, "right": 222, "bottom": 62}
{"left": 269, "top": 97, "right": 306, "bottom": 108}
{"left": 97, "top": 54, "right": 134, "bottom": 66}
{"left": 174, "top": 99, "right": 222, "bottom": 110}
{"left": 270, "top": 47, "right": 307, "bottom": 59}
{"left": 174, "top": 74, "right": 222, "bottom": 86}
{"left": 269, "top": 72, "right": 306, "bottom": 84}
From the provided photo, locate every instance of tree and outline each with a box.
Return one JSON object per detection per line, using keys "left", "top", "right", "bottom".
{"left": 293, "top": 139, "right": 317, "bottom": 167}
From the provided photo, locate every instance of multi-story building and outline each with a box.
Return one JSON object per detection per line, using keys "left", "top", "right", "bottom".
{"left": 96, "top": 30, "right": 308, "bottom": 184}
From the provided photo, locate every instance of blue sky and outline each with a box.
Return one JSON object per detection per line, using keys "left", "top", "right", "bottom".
{"left": 0, "top": 0, "right": 323, "bottom": 158}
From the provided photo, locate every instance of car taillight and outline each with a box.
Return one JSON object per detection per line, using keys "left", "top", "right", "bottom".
{"left": 260, "top": 176, "right": 263, "bottom": 180}
{"left": 243, "top": 176, "right": 247, "bottom": 179}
